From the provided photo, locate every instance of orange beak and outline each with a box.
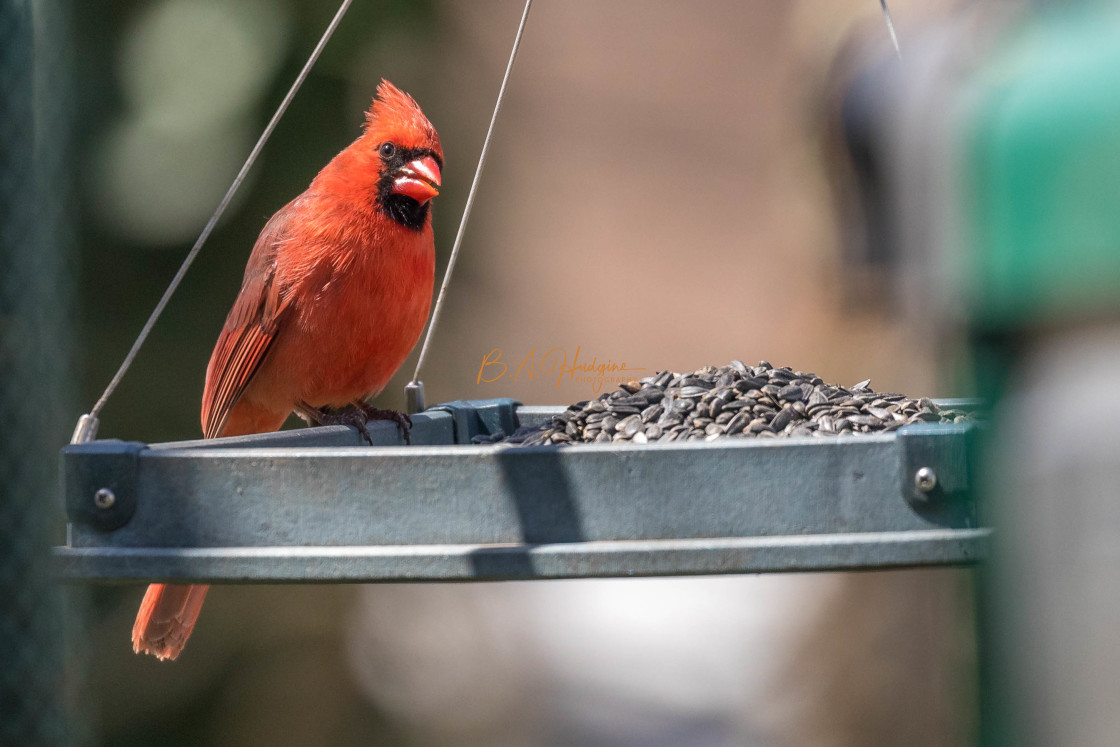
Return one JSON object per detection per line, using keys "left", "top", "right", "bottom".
{"left": 391, "top": 156, "right": 441, "bottom": 204}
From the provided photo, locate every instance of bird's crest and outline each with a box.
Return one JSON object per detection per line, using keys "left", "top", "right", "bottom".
{"left": 364, "top": 80, "right": 439, "bottom": 151}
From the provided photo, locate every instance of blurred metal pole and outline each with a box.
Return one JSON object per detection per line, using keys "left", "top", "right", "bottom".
{"left": 0, "top": 0, "right": 82, "bottom": 743}
{"left": 985, "top": 329, "right": 1120, "bottom": 747}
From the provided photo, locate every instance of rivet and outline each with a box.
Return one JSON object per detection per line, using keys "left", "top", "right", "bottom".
{"left": 94, "top": 487, "right": 116, "bottom": 510}
{"left": 915, "top": 467, "right": 937, "bottom": 493}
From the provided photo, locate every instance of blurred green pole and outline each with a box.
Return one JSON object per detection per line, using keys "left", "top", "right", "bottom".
{"left": 956, "top": 3, "right": 1120, "bottom": 744}
{"left": 0, "top": 0, "right": 83, "bottom": 743}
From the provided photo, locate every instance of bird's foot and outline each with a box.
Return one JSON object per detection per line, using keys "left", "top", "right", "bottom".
{"left": 352, "top": 401, "right": 412, "bottom": 445}
{"left": 296, "top": 402, "right": 412, "bottom": 445}
{"left": 299, "top": 405, "right": 373, "bottom": 445}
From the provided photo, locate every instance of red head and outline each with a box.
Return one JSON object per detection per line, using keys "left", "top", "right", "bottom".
{"left": 364, "top": 80, "right": 443, "bottom": 230}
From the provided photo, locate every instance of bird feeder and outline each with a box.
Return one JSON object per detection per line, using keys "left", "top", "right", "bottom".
{"left": 55, "top": 399, "right": 987, "bottom": 583}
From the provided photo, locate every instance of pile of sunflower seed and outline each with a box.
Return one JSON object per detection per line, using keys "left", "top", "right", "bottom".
{"left": 474, "top": 360, "right": 974, "bottom": 446}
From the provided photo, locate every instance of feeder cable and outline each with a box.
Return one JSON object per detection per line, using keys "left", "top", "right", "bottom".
{"left": 407, "top": 0, "right": 534, "bottom": 406}
{"left": 879, "top": 0, "right": 902, "bottom": 59}
{"left": 71, "top": 0, "right": 354, "bottom": 444}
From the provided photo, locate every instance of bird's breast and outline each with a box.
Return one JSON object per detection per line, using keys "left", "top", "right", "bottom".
{"left": 265, "top": 226, "right": 435, "bottom": 408}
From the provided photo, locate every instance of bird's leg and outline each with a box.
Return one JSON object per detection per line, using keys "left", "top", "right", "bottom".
{"left": 352, "top": 400, "right": 412, "bottom": 445}
{"left": 294, "top": 402, "right": 374, "bottom": 445}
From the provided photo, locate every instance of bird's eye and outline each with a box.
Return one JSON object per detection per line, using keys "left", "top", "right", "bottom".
{"left": 379, "top": 142, "right": 396, "bottom": 158}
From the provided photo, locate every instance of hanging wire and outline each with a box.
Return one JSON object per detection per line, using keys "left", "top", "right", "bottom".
{"left": 406, "top": 0, "right": 534, "bottom": 412}
{"left": 879, "top": 0, "right": 903, "bottom": 59}
{"left": 70, "top": 0, "right": 354, "bottom": 444}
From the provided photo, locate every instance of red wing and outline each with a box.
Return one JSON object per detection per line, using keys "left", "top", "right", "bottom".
{"left": 200, "top": 201, "right": 298, "bottom": 439}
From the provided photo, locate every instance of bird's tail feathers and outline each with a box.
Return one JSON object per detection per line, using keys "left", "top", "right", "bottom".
{"left": 132, "top": 583, "right": 210, "bottom": 661}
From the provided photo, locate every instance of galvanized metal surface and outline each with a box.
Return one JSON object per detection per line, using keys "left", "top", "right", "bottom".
{"left": 56, "top": 530, "right": 988, "bottom": 583}
{"left": 54, "top": 400, "right": 989, "bottom": 582}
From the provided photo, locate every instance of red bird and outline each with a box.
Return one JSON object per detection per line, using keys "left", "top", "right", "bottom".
{"left": 132, "top": 80, "right": 443, "bottom": 660}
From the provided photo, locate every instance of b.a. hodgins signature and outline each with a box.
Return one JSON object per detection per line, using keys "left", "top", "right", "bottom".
{"left": 477, "top": 346, "right": 645, "bottom": 393}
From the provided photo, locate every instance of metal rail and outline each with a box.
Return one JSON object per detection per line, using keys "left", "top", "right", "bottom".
{"left": 54, "top": 400, "right": 988, "bottom": 583}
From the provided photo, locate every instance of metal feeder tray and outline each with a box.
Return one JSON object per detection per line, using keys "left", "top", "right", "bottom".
{"left": 54, "top": 398, "right": 988, "bottom": 583}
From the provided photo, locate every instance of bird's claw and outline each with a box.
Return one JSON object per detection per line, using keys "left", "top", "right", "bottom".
{"left": 352, "top": 402, "right": 412, "bottom": 445}
{"left": 349, "top": 414, "right": 375, "bottom": 446}
{"left": 299, "top": 402, "right": 413, "bottom": 445}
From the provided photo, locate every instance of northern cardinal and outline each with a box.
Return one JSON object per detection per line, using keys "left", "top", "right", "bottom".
{"left": 132, "top": 80, "right": 443, "bottom": 660}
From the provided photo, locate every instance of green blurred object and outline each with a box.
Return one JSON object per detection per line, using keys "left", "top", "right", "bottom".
{"left": 959, "top": 4, "right": 1120, "bottom": 747}
{"left": 963, "top": 1, "right": 1120, "bottom": 330}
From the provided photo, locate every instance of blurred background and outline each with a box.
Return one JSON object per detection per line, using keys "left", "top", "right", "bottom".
{"left": 8, "top": 0, "right": 1120, "bottom": 744}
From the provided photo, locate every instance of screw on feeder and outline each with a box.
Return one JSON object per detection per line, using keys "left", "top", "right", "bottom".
{"left": 94, "top": 488, "right": 116, "bottom": 510}
{"left": 915, "top": 467, "right": 937, "bottom": 494}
